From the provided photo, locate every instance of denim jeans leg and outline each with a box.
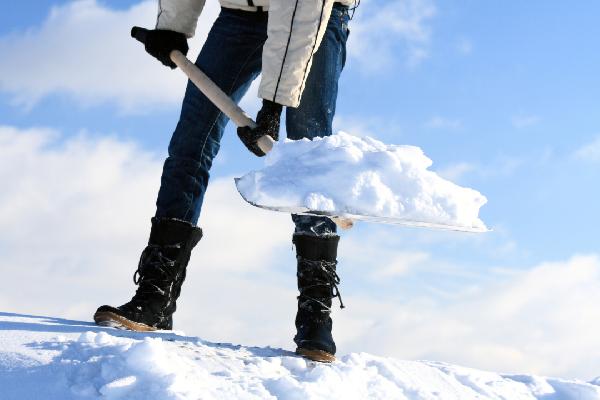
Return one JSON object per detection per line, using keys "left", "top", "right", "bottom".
{"left": 155, "top": 9, "right": 268, "bottom": 225}
{"left": 287, "top": 5, "right": 350, "bottom": 237}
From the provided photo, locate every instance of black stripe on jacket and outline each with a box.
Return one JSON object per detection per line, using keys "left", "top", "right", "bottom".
{"left": 297, "top": 0, "right": 327, "bottom": 105}
{"left": 273, "top": 0, "right": 300, "bottom": 103}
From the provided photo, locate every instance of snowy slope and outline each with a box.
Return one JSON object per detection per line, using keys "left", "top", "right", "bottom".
{"left": 1, "top": 312, "right": 599, "bottom": 400}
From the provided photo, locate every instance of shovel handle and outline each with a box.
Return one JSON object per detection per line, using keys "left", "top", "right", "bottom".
{"left": 131, "top": 27, "right": 274, "bottom": 155}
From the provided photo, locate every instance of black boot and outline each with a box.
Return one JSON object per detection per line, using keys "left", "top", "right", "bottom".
{"left": 293, "top": 234, "right": 344, "bottom": 362}
{"left": 94, "top": 217, "right": 202, "bottom": 331}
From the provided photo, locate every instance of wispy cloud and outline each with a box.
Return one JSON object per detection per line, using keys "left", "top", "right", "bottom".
{"left": 511, "top": 114, "right": 541, "bottom": 129}
{"left": 333, "top": 114, "right": 403, "bottom": 140}
{"left": 424, "top": 116, "right": 463, "bottom": 130}
{"left": 348, "top": 0, "right": 437, "bottom": 70}
{"left": 0, "top": 0, "right": 435, "bottom": 110}
{"left": 574, "top": 135, "right": 600, "bottom": 163}
{"left": 435, "top": 161, "right": 475, "bottom": 181}
{"left": 370, "top": 251, "right": 430, "bottom": 279}
{"left": 480, "top": 156, "right": 524, "bottom": 178}
{"left": 0, "top": 0, "right": 219, "bottom": 112}
{"left": 434, "top": 155, "right": 524, "bottom": 183}
{"left": 456, "top": 37, "right": 473, "bottom": 55}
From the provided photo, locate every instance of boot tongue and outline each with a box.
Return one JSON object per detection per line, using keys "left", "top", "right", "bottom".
{"left": 149, "top": 217, "right": 202, "bottom": 247}
{"left": 293, "top": 235, "right": 339, "bottom": 262}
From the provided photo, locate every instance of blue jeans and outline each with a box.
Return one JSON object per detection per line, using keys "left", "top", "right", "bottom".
{"left": 155, "top": 5, "right": 349, "bottom": 237}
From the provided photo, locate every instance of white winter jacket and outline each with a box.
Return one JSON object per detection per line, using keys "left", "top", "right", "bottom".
{"left": 156, "top": 0, "right": 354, "bottom": 107}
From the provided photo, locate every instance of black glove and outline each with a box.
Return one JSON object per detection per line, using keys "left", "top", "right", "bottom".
{"left": 142, "top": 29, "right": 189, "bottom": 69}
{"left": 237, "top": 100, "right": 283, "bottom": 157}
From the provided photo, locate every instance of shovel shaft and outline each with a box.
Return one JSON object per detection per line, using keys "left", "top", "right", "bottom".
{"left": 170, "top": 51, "right": 255, "bottom": 129}
{"left": 169, "top": 51, "right": 274, "bottom": 155}
{"left": 130, "top": 27, "right": 273, "bottom": 154}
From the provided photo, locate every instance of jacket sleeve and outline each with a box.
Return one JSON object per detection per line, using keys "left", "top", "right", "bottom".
{"left": 155, "top": 0, "right": 206, "bottom": 38}
{"left": 259, "top": 0, "right": 336, "bottom": 108}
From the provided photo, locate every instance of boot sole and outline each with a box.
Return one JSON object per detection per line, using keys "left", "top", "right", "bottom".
{"left": 296, "top": 347, "right": 336, "bottom": 363}
{"left": 93, "top": 311, "right": 157, "bottom": 332}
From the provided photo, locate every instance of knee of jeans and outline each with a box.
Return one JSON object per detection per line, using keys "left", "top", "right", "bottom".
{"left": 168, "top": 121, "right": 223, "bottom": 163}
{"left": 162, "top": 155, "right": 203, "bottom": 177}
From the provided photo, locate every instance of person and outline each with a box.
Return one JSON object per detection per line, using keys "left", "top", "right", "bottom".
{"left": 94, "top": 0, "right": 354, "bottom": 363}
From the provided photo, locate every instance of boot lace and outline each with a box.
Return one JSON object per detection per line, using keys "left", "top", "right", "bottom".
{"left": 130, "top": 243, "right": 181, "bottom": 306}
{"left": 297, "top": 257, "right": 345, "bottom": 315}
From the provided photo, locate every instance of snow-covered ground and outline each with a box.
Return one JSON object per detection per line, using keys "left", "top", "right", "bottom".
{"left": 1, "top": 312, "right": 599, "bottom": 399}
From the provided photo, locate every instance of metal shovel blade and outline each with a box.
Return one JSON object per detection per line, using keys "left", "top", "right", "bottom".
{"left": 234, "top": 178, "right": 489, "bottom": 233}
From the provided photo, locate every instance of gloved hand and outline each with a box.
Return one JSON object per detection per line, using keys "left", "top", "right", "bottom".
{"left": 142, "top": 29, "right": 189, "bottom": 69}
{"left": 237, "top": 100, "right": 283, "bottom": 157}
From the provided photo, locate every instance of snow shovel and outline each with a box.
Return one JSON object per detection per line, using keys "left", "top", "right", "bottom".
{"left": 131, "top": 27, "right": 355, "bottom": 229}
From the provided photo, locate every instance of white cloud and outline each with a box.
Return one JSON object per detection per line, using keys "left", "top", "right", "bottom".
{"left": 370, "top": 251, "right": 430, "bottom": 279}
{"left": 0, "top": 0, "right": 220, "bottom": 112}
{"left": 348, "top": 0, "right": 437, "bottom": 70}
{"left": 574, "top": 135, "right": 600, "bottom": 163}
{"left": 0, "top": 0, "right": 435, "bottom": 113}
{"left": 336, "top": 254, "right": 600, "bottom": 380}
{"left": 0, "top": 125, "right": 295, "bottom": 348}
{"left": 511, "top": 114, "right": 541, "bottom": 129}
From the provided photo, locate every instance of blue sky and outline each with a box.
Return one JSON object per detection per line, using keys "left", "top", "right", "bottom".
{"left": 2, "top": 0, "right": 600, "bottom": 379}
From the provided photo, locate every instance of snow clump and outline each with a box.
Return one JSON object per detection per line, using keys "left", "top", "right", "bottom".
{"left": 236, "top": 132, "right": 488, "bottom": 231}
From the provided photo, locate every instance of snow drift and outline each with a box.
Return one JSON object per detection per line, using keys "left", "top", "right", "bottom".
{"left": 236, "top": 132, "right": 488, "bottom": 232}
{"left": 2, "top": 312, "right": 599, "bottom": 399}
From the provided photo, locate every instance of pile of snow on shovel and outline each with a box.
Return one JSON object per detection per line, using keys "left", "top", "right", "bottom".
{"left": 236, "top": 132, "right": 487, "bottom": 231}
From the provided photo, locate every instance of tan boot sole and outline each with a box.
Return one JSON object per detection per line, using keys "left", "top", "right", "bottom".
{"left": 296, "top": 347, "right": 336, "bottom": 363}
{"left": 93, "top": 311, "right": 157, "bottom": 332}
